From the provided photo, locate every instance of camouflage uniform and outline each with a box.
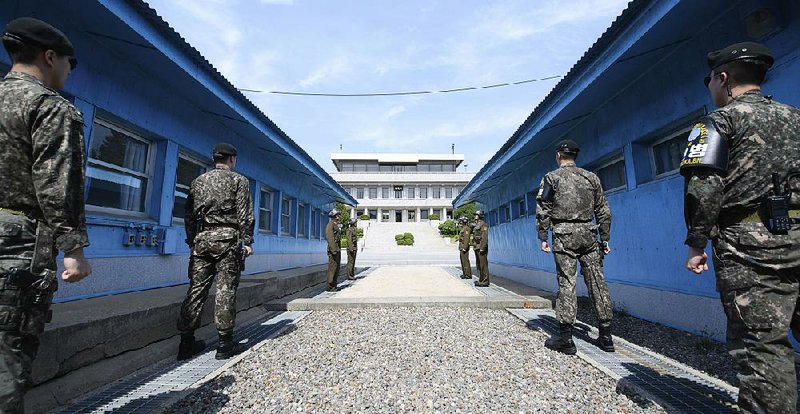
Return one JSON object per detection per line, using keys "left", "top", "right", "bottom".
{"left": 325, "top": 220, "right": 341, "bottom": 290}
{"left": 458, "top": 223, "right": 472, "bottom": 278}
{"left": 177, "top": 164, "right": 253, "bottom": 335}
{"left": 683, "top": 91, "right": 800, "bottom": 413}
{"left": 345, "top": 225, "right": 357, "bottom": 279}
{"left": 536, "top": 163, "right": 613, "bottom": 326}
{"left": 0, "top": 71, "right": 88, "bottom": 412}
{"left": 473, "top": 220, "right": 489, "bottom": 285}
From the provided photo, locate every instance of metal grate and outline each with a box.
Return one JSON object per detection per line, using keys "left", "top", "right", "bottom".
{"left": 510, "top": 309, "right": 738, "bottom": 413}
{"left": 54, "top": 311, "right": 310, "bottom": 413}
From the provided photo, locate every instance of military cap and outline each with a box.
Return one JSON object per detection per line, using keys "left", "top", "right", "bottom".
{"left": 458, "top": 216, "right": 468, "bottom": 223}
{"left": 212, "top": 142, "right": 238, "bottom": 156}
{"left": 556, "top": 140, "right": 580, "bottom": 154}
{"left": 328, "top": 209, "right": 340, "bottom": 218}
{"left": 707, "top": 42, "right": 774, "bottom": 70}
{"left": 3, "top": 17, "right": 74, "bottom": 56}
{"left": 474, "top": 210, "right": 485, "bottom": 218}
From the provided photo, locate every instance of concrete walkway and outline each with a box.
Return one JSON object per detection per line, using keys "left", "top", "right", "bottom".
{"left": 335, "top": 266, "right": 480, "bottom": 298}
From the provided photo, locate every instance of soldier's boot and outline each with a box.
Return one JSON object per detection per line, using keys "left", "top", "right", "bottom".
{"left": 177, "top": 332, "right": 205, "bottom": 361}
{"left": 596, "top": 322, "right": 615, "bottom": 352}
{"left": 544, "top": 323, "right": 577, "bottom": 355}
{"left": 215, "top": 330, "right": 243, "bottom": 360}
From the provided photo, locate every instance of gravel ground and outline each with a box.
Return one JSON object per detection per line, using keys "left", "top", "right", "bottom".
{"left": 169, "top": 308, "right": 665, "bottom": 413}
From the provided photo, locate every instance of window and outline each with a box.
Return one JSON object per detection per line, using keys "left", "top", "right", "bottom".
{"left": 526, "top": 190, "right": 538, "bottom": 214}
{"left": 445, "top": 187, "right": 453, "bottom": 198}
{"left": 406, "top": 187, "right": 415, "bottom": 199}
{"left": 432, "top": 209, "right": 441, "bottom": 218}
{"left": 369, "top": 187, "right": 377, "bottom": 199}
{"left": 432, "top": 187, "right": 441, "bottom": 199}
{"left": 500, "top": 205, "right": 510, "bottom": 223}
{"left": 356, "top": 187, "right": 364, "bottom": 199}
{"left": 86, "top": 119, "right": 151, "bottom": 213}
{"left": 517, "top": 198, "right": 526, "bottom": 218}
{"left": 419, "top": 187, "right": 428, "bottom": 199}
{"left": 173, "top": 154, "right": 207, "bottom": 219}
{"left": 281, "top": 197, "right": 291, "bottom": 235}
{"left": 298, "top": 203, "right": 306, "bottom": 237}
{"left": 652, "top": 128, "right": 691, "bottom": 176}
{"left": 259, "top": 187, "right": 273, "bottom": 232}
{"left": 311, "top": 208, "right": 318, "bottom": 238}
{"left": 381, "top": 187, "right": 390, "bottom": 199}
{"left": 394, "top": 189, "right": 403, "bottom": 199}
{"left": 420, "top": 210, "right": 429, "bottom": 220}
{"left": 368, "top": 209, "right": 377, "bottom": 220}
{"left": 381, "top": 211, "right": 390, "bottom": 221}
{"left": 595, "top": 158, "right": 627, "bottom": 192}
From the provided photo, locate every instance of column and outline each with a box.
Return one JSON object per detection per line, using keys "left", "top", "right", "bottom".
{"left": 377, "top": 208, "right": 382, "bottom": 222}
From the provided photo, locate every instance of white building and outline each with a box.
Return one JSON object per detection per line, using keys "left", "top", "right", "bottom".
{"left": 330, "top": 153, "right": 475, "bottom": 222}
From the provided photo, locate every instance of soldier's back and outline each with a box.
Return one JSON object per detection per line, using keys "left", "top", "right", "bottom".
{"left": 546, "top": 166, "right": 599, "bottom": 221}
{"left": 190, "top": 167, "right": 246, "bottom": 225}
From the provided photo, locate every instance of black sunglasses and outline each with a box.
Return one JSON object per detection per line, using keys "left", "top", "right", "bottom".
{"left": 704, "top": 72, "right": 721, "bottom": 88}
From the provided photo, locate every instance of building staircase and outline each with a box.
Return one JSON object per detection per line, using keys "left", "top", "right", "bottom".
{"left": 359, "top": 221, "right": 456, "bottom": 252}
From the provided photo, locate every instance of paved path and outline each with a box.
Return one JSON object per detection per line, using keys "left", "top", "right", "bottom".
{"left": 335, "top": 266, "right": 480, "bottom": 298}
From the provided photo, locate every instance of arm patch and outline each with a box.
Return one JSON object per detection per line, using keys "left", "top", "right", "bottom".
{"left": 537, "top": 177, "right": 554, "bottom": 202}
{"left": 679, "top": 117, "right": 729, "bottom": 176}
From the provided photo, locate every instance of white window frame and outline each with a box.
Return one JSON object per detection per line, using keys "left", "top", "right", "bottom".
{"left": 259, "top": 186, "right": 274, "bottom": 233}
{"left": 594, "top": 156, "right": 627, "bottom": 194}
{"left": 281, "top": 196, "right": 291, "bottom": 236}
{"left": 650, "top": 126, "right": 692, "bottom": 179}
{"left": 298, "top": 202, "right": 306, "bottom": 237}
{"left": 85, "top": 118, "right": 155, "bottom": 218}
{"left": 173, "top": 152, "right": 209, "bottom": 222}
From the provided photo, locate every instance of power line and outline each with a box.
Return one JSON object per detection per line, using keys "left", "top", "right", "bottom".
{"left": 237, "top": 75, "right": 563, "bottom": 97}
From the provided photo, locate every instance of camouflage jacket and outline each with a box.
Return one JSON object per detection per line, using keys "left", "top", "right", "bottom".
{"left": 473, "top": 220, "right": 488, "bottom": 252}
{"left": 346, "top": 226, "right": 358, "bottom": 252}
{"left": 325, "top": 221, "right": 341, "bottom": 254}
{"left": 0, "top": 71, "right": 89, "bottom": 253}
{"left": 536, "top": 163, "right": 612, "bottom": 243}
{"left": 458, "top": 224, "right": 472, "bottom": 251}
{"left": 184, "top": 164, "right": 254, "bottom": 248}
{"left": 683, "top": 91, "right": 800, "bottom": 248}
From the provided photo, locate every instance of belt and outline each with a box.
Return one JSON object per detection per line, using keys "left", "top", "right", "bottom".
{"left": 202, "top": 224, "right": 239, "bottom": 230}
{"left": 737, "top": 209, "right": 800, "bottom": 224}
{"left": 0, "top": 208, "right": 25, "bottom": 216}
{"left": 552, "top": 219, "right": 593, "bottom": 225}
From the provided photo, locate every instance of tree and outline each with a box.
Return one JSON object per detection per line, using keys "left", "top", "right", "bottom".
{"left": 335, "top": 201, "right": 351, "bottom": 224}
{"left": 454, "top": 201, "right": 477, "bottom": 221}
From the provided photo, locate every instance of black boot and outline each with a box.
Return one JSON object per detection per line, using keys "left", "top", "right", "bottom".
{"left": 177, "top": 332, "right": 205, "bottom": 361}
{"left": 215, "top": 330, "right": 242, "bottom": 360}
{"left": 545, "top": 323, "right": 577, "bottom": 355}
{"left": 597, "top": 322, "right": 615, "bottom": 352}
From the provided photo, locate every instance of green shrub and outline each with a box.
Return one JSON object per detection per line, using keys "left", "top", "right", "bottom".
{"left": 429, "top": 214, "right": 440, "bottom": 220}
{"left": 360, "top": 214, "right": 370, "bottom": 220}
{"left": 356, "top": 228, "right": 364, "bottom": 239}
{"left": 454, "top": 201, "right": 477, "bottom": 221}
{"left": 340, "top": 238, "right": 348, "bottom": 248}
{"left": 395, "top": 234, "right": 404, "bottom": 241}
{"left": 438, "top": 219, "right": 457, "bottom": 236}
{"left": 396, "top": 232, "right": 414, "bottom": 246}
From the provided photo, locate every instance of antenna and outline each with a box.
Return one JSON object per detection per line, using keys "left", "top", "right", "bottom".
{"left": 451, "top": 143, "right": 455, "bottom": 154}
{"left": 463, "top": 164, "right": 468, "bottom": 172}
{"left": 339, "top": 144, "right": 343, "bottom": 152}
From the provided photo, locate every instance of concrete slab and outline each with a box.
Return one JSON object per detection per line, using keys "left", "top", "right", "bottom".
{"left": 335, "top": 266, "right": 480, "bottom": 298}
{"left": 285, "top": 296, "right": 551, "bottom": 310}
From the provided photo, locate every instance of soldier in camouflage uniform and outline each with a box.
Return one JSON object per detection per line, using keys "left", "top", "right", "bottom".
{"left": 682, "top": 42, "right": 800, "bottom": 413}
{"left": 536, "top": 140, "right": 614, "bottom": 355}
{"left": 457, "top": 216, "right": 472, "bottom": 279}
{"left": 325, "top": 210, "right": 342, "bottom": 291}
{"left": 0, "top": 18, "right": 91, "bottom": 412}
{"left": 177, "top": 143, "right": 254, "bottom": 361}
{"left": 472, "top": 211, "right": 490, "bottom": 287}
{"left": 345, "top": 218, "right": 358, "bottom": 280}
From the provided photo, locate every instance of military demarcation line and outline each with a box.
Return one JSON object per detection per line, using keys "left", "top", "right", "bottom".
{"left": 1, "top": 2, "right": 799, "bottom": 413}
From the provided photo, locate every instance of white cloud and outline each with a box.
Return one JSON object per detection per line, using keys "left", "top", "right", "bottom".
{"left": 299, "top": 57, "right": 353, "bottom": 88}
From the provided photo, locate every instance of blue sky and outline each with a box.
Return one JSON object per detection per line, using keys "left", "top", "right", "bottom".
{"left": 146, "top": 0, "right": 630, "bottom": 173}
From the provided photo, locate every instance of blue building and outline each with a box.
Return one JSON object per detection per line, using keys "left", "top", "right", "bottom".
{"left": 454, "top": 0, "right": 800, "bottom": 340}
{"left": 1, "top": 0, "right": 356, "bottom": 301}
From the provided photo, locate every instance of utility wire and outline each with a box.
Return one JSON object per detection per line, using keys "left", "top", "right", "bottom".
{"left": 237, "top": 75, "right": 563, "bottom": 97}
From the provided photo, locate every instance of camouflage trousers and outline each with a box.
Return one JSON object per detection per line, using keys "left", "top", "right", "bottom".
{"left": 713, "top": 223, "right": 800, "bottom": 414}
{"left": 346, "top": 250, "right": 357, "bottom": 279}
{"left": 178, "top": 243, "right": 241, "bottom": 334}
{"left": 0, "top": 212, "right": 56, "bottom": 413}
{"left": 459, "top": 250, "right": 472, "bottom": 277}
{"left": 475, "top": 250, "right": 489, "bottom": 285}
{"left": 552, "top": 241, "right": 612, "bottom": 325}
{"left": 327, "top": 251, "right": 341, "bottom": 290}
